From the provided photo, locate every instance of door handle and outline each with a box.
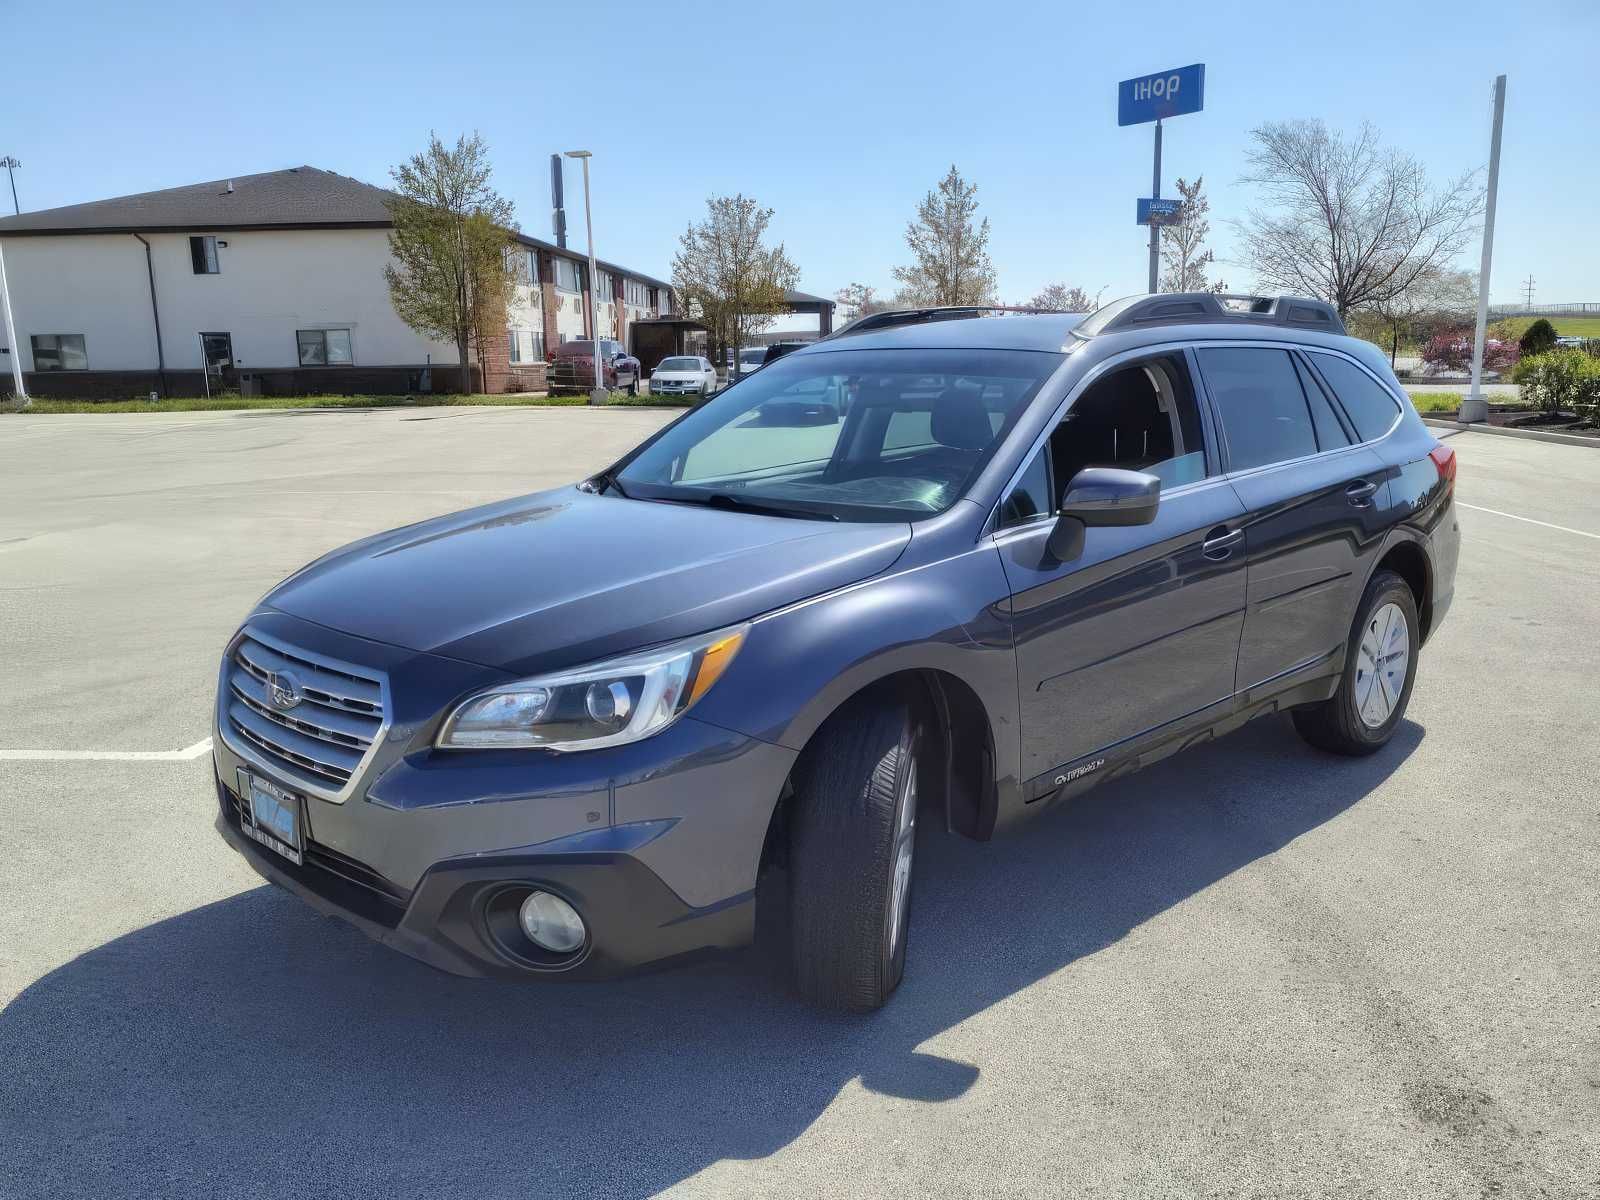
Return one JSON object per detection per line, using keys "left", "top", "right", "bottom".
{"left": 1346, "top": 480, "right": 1378, "bottom": 507}
{"left": 1202, "top": 527, "right": 1243, "bottom": 559}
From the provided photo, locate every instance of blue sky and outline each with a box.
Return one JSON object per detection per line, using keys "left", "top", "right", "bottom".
{"left": 8, "top": 0, "right": 1597, "bottom": 306}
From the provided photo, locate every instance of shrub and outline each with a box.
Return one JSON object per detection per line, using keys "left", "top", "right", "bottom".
{"left": 1518, "top": 318, "right": 1558, "bottom": 357}
{"left": 1513, "top": 350, "right": 1600, "bottom": 416}
{"left": 1422, "top": 329, "right": 1518, "bottom": 373}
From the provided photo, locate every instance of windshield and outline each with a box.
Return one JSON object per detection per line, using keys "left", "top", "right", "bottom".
{"left": 738, "top": 349, "right": 766, "bottom": 366}
{"left": 658, "top": 357, "right": 700, "bottom": 371}
{"left": 559, "top": 340, "right": 595, "bottom": 356}
{"left": 615, "top": 347, "right": 1060, "bottom": 521}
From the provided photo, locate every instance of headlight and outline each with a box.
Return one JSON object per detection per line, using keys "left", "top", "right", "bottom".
{"left": 436, "top": 625, "right": 747, "bottom": 751}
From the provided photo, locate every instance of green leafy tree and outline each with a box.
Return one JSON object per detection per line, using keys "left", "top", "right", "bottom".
{"left": 384, "top": 132, "right": 518, "bottom": 394}
{"left": 1158, "top": 176, "right": 1226, "bottom": 294}
{"left": 1518, "top": 318, "right": 1558, "bottom": 357}
{"left": 836, "top": 281, "right": 896, "bottom": 323}
{"left": 673, "top": 195, "right": 799, "bottom": 373}
{"left": 892, "top": 165, "right": 996, "bottom": 306}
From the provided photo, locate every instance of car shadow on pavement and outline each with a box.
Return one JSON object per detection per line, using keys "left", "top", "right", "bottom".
{"left": 0, "top": 717, "right": 1421, "bottom": 1199}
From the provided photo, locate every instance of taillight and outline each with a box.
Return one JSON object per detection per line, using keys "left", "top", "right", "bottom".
{"left": 1428, "top": 443, "right": 1456, "bottom": 489}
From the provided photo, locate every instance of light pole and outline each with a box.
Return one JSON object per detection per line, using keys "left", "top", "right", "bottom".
{"left": 1461, "top": 75, "right": 1507, "bottom": 426}
{"left": 0, "top": 157, "right": 17, "bottom": 215}
{"left": 563, "top": 150, "right": 605, "bottom": 403}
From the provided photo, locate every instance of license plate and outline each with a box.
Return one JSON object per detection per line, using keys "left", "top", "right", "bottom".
{"left": 236, "top": 770, "right": 304, "bottom": 866}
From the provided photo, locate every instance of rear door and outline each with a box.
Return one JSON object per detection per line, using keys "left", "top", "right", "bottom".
{"left": 1194, "top": 344, "right": 1392, "bottom": 692}
{"left": 996, "top": 349, "right": 1248, "bottom": 785}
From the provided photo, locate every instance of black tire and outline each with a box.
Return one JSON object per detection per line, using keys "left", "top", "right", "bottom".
{"left": 1292, "top": 569, "right": 1419, "bottom": 755}
{"left": 788, "top": 697, "right": 921, "bottom": 1011}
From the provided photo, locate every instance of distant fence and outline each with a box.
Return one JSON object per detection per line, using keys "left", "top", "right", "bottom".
{"left": 1488, "top": 303, "right": 1600, "bottom": 318}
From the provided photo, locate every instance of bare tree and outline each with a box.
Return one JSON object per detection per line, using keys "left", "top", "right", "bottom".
{"left": 891, "top": 165, "right": 997, "bottom": 306}
{"left": 1361, "top": 267, "right": 1478, "bottom": 366}
{"left": 1236, "top": 120, "right": 1481, "bottom": 318}
{"left": 1159, "top": 176, "right": 1226, "bottom": 294}
{"left": 384, "top": 132, "right": 517, "bottom": 394}
{"left": 1026, "top": 283, "right": 1093, "bottom": 312}
{"left": 835, "top": 281, "right": 895, "bottom": 323}
{"left": 672, "top": 195, "right": 799, "bottom": 372}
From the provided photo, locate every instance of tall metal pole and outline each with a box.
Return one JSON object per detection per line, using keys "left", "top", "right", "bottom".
{"left": 3, "top": 159, "right": 18, "bottom": 215}
{"left": 580, "top": 157, "right": 602, "bottom": 401}
{"left": 1147, "top": 120, "right": 1163, "bottom": 293}
{"left": 1461, "top": 74, "right": 1506, "bottom": 426}
{"left": 0, "top": 239, "right": 25, "bottom": 404}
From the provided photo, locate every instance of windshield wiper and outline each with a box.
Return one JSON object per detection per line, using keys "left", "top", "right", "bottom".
{"left": 587, "top": 468, "right": 630, "bottom": 499}
{"left": 698, "top": 492, "right": 839, "bottom": 521}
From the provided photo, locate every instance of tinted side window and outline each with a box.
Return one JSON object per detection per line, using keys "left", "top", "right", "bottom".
{"left": 1309, "top": 353, "right": 1402, "bottom": 442}
{"left": 1197, "top": 347, "right": 1318, "bottom": 471}
{"left": 1293, "top": 355, "right": 1352, "bottom": 450}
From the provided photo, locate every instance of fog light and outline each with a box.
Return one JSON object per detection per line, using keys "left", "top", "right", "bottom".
{"left": 518, "top": 890, "right": 586, "bottom": 953}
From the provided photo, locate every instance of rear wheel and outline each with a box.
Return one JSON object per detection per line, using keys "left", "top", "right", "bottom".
{"left": 1293, "top": 569, "right": 1419, "bottom": 755}
{"left": 788, "top": 697, "right": 921, "bottom": 1011}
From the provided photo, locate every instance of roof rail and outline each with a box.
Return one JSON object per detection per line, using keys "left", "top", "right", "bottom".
{"left": 1073, "top": 293, "right": 1345, "bottom": 338}
{"left": 829, "top": 304, "right": 1053, "bottom": 339}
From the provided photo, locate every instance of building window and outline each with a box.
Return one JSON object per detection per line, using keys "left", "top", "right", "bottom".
{"left": 624, "top": 279, "right": 651, "bottom": 308}
{"left": 555, "top": 258, "right": 582, "bottom": 293}
{"left": 297, "top": 328, "right": 353, "bottom": 367}
{"left": 526, "top": 249, "right": 539, "bottom": 286}
{"left": 507, "top": 328, "right": 545, "bottom": 365}
{"left": 595, "top": 268, "right": 614, "bottom": 296}
{"left": 31, "top": 333, "right": 88, "bottom": 370}
{"left": 190, "top": 236, "right": 220, "bottom": 274}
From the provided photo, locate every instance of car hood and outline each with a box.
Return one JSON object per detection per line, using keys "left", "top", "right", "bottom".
{"left": 263, "top": 487, "right": 911, "bottom": 677}
{"left": 651, "top": 371, "right": 703, "bottom": 381}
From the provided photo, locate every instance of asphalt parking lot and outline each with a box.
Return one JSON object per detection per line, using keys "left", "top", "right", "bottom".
{"left": 1, "top": 407, "right": 1597, "bottom": 1198}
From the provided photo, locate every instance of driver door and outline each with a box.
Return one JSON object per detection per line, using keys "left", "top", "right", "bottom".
{"left": 994, "top": 351, "right": 1247, "bottom": 788}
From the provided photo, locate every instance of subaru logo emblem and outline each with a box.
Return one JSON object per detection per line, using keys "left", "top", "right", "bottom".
{"left": 267, "top": 670, "right": 302, "bottom": 710}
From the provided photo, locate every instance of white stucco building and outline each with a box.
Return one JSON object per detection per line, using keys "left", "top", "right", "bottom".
{"left": 0, "top": 166, "right": 674, "bottom": 397}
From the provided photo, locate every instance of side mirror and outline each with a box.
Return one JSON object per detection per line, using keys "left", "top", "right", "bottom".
{"left": 1047, "top": 467, "right": 1161, "bottom": 561}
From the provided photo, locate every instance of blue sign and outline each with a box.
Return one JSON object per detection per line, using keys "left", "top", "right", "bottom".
{"left": 1118, "top": 63, "right": 1205, "bottom": 126}
{"left": 1137, "top": 197, "right": 1184, "bottom": 225}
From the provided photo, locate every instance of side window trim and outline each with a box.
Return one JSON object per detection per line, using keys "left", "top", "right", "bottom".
{"left": 1289, "top": 348, "right": 1358, "bottom": 446}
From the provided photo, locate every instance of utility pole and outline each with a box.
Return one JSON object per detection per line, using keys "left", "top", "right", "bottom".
{"left": 1460, "top": 74, "right": 1506, "bottom": 426}
{"left": 0, "top": 238, "right": 26, "bottom": 404}
{"left": 563, "top": 150, "right": 604, "bottom": 403}
{"left": 1522, "top": 274, "right": 1535, "bottom": 310}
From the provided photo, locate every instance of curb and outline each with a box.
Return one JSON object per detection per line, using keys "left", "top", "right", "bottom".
{"left": 1422, "top": 417, "right": 1599, "bottom": 449}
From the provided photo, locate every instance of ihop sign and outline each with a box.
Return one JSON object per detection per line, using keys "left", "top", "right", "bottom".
{"left": 1118, "top": 64, "right": 1205, "bottom": 126}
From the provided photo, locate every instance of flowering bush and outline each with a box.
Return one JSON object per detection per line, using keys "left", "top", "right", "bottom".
{"left": 1422, "top": 329, "right": 1519, "bottom": 373}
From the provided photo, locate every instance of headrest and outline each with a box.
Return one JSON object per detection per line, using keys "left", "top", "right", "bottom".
{"left": 931, "top": 389, "right": 994, "bottom": 451}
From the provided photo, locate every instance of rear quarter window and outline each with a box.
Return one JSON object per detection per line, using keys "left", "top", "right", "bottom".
{"left": 1308, "top": 353, "right": 1403, "bottom": 442}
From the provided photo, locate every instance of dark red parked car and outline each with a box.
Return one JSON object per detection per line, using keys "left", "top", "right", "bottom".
{"left": 548, "top": 339, "right": 641, "bottom": 395}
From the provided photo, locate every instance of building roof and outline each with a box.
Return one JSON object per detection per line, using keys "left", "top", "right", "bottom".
{"left": 0, "top": 165, "right": 673, "bottom": 290}
{"left": 784, "top": 289, "right": 835, "bottom": 308}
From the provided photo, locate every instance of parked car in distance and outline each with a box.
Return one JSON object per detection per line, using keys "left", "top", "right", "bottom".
{"left": 649, "top": 356, "right": 719, "bottom": 399}
{"left": 549, "top": 339, "right": 641, "bottom": 395}
{"left": 761, "top": 341, "right": 810, "bottom": 367}
{"left": 1555, "top": 335, "right": 1584, "bottom": 349}
{"left": 730, "top": 346, "right": 767, "bottom": 378}
{"left": 212, "top": 293, "right": 1459, "bottom": 1012}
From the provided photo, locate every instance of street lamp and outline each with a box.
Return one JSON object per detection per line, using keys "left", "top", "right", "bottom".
{"left": 563, "top": 150, "right": 605, "bottom": 403}
{"left": 0, "top": 157, "right": 18, "bottom": 215}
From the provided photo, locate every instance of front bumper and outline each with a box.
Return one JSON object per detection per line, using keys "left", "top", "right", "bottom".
{"left": 213, "top": 612, "right": 797, "bottom": 979}
{"left": 217, "top": 775, "right": 755, "bottom": 980}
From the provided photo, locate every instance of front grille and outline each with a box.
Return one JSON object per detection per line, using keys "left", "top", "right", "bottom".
{"left": 225, "top": 634, "right": 386, "bottom": 797}
{"left": 222, "top": 783, "right": 408, "bottom": 927}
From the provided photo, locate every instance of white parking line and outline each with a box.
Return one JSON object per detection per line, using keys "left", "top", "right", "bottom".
{"left": 0, "top": 737, "right": 213, "bottom": 762}
{"left": 1457, "top": 502, "right": 1600, "bottom": 542}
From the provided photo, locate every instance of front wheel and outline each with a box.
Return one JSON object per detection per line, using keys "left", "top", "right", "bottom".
{"left": 1292, "top": 569, "right": 1419, "bottom": 755}
{"left": 788, "top": 698, "right": 921, "bottom": 1011}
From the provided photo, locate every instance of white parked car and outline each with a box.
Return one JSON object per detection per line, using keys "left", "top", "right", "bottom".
{"left": 649, "top": 355, "right": 719, "bottom": 398}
